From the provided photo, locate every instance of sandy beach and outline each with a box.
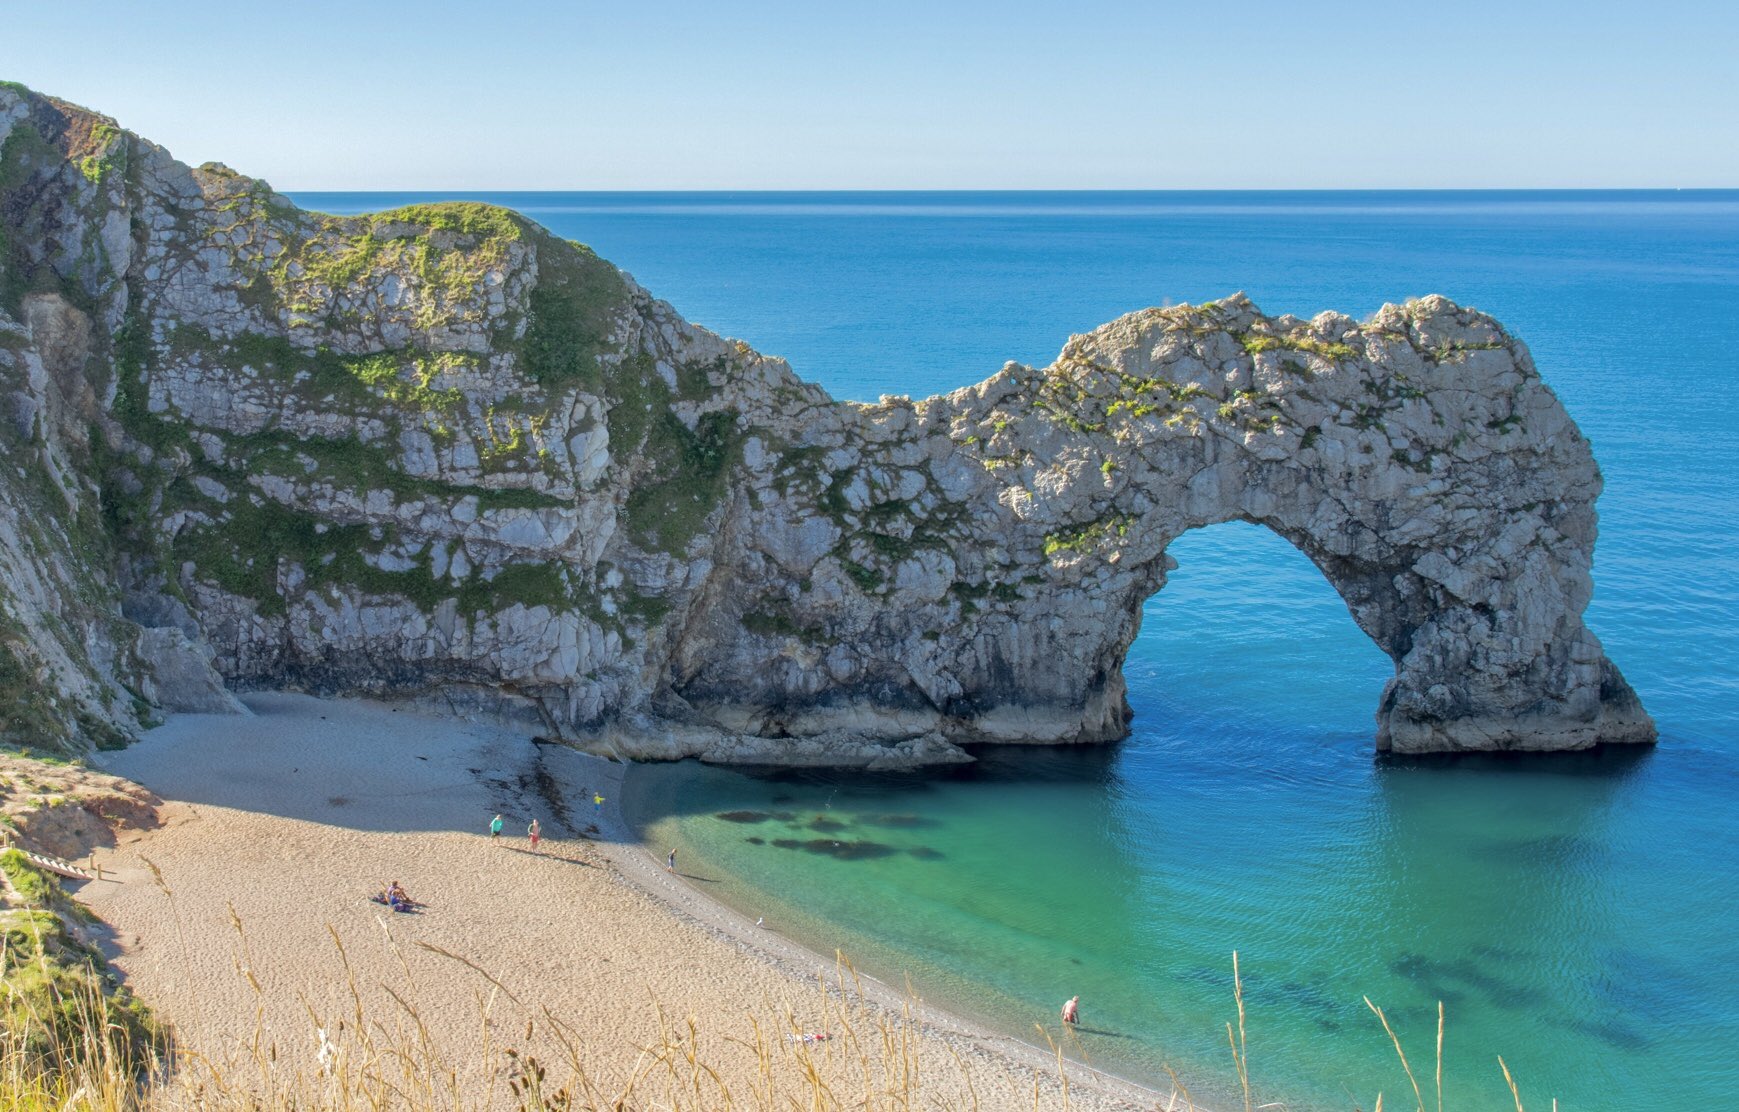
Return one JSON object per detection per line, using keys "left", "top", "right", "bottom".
{"left": 74, "top": 693, "right": 1180, "bottom": 1110}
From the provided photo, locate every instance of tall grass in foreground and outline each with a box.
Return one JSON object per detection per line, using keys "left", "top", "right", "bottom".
{"left": 0, "top": 882, "right": 1563, "bottom": 1112}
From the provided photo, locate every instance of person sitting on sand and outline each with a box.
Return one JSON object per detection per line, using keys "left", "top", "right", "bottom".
{"left": 1061, "top": 996, "right": 1080, "bottom": 1025}
{"left": 386, "top": 881, "right": 410, "bottom": 910}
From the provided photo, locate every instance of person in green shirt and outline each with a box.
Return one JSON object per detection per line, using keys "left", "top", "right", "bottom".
{"left": 490, "top": 814, "right": 503, "bottom": 839}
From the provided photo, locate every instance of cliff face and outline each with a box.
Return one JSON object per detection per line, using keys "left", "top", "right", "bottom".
{"left": 0, "top": 83, "right": 1654, "bottom": 762}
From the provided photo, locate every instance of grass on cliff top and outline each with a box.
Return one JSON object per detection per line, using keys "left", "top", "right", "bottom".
{"left": 0, "top": 95, "right": 129, "bottom": 320}
{"left": 249, "top": 191, "right": 631, "bottom": 389}
{"left": 267, "top": 201, "right": 526, "bottom": 314}
{"left": 521, "top": 233, "right": 631, "bottom": 386}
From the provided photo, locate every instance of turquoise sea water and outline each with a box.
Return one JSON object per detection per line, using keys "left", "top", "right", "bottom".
{"left": 301, "top": 191, "right": 1739, "bottom": 1109}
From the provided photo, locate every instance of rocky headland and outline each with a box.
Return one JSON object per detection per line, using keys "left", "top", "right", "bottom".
{"left": 0, "top": 83, "right": 1655, "bottom": 765}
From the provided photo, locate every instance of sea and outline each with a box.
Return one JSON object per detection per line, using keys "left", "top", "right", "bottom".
{"left": 293, "top": 190, "right": 1739, "bottom": 1110}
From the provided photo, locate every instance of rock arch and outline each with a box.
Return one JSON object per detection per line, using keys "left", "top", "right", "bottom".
{"left": 0, "top": 83, "right": 1652, "bottom": 761}
{"left": 679, "top": 294, "right": 1656, "bottom": 757}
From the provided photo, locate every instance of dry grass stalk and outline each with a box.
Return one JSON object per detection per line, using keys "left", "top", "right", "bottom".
{"left": 1435, "top": 1001, "right": 1443, "bottom": 1112}
{"left": 1229, "top": 951, "right": 1250, "bottom": 1112}
{"left": 1498, "top": 1055, "right": 1524, "bottom": 1112}
{"left": 1363, "top": 996, "right": 1424, "bottom": 1112}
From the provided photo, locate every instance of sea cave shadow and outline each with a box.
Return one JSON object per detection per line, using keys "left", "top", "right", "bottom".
{"left": 1372, "top": 741, "right": 1655, "bottom": 780}
{"left": 1369, "top": 740, "right": 1657, "bottom": 843}
{"left": 79, "top": 693, "right": 1119, "bottom": 897}
{"left": 621, "top": 738, "right": 1130, "bottom": 827}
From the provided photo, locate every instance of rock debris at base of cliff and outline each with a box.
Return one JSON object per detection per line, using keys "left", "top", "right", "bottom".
{"left": 0, "top": 82, "right": 1654, "bottom": 763}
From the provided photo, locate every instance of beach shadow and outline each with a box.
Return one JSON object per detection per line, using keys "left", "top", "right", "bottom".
{"left": 366, "top": 897, "right": 425, "bottom": 915}
{"left": 498, "top": 846, "right": 593, "bottom": 866}
{"left": 63, "top": 884, "right": 135, "bottom": 969}
{"left": 1066, "top": 1025, "right": 1131, "bottom": 1039}
{"left": 671, "top": 871, "right": 719, "bottom": 883}
{"left": 101, "top": 693, "right": 615, "bottom": 841}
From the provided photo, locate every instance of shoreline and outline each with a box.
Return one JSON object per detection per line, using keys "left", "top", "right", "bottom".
{"left": 570, "top": 747, "right": 1190, "bottom": 1111}
{"left": 74, "top": 692, "right": 1198, "bottom": 1110}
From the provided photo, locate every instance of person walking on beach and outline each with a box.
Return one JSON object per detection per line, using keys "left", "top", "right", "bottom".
{"left": 1061, "top": 996, "right": 1080, "bottom": 1025}
{"left": 490, "top": 814, "right": 503, "bottom": 839}
{"left": 666, "top": 848, "right": 676, "bottom": 872}
{"left": 528, "top": 818, "right": 541, "bottom": 851}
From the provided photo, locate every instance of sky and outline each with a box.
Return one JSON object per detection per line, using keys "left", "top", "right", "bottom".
{"left": 4, "top": 0, "right": 1736, "bottom": 190}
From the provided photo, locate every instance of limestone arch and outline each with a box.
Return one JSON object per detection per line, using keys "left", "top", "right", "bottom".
{"left": 974, "top": 295, "right": 1657, "bottom": 754}
{"left": 667, "top": 295, "right": 1654, "bottom": 758}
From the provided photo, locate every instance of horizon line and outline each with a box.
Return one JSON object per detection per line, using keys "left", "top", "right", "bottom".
{"left": 278, "top": 185, "right": 1739, "bottom": 195}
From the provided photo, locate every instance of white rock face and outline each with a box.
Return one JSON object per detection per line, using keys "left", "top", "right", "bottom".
{"left": 0, "top": 83, "right": 1654, "bottom": 763}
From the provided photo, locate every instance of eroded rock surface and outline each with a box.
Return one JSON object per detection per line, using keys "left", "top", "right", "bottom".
{"left": 0, "top": 83, "right": 1654, "bottom": 762}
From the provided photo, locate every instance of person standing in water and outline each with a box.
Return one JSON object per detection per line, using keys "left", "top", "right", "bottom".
{"left": 666, "top": 848, "right": 676, "bottom": 872}
{"left": 1061, "top": 996, "right": 1080, "bottom": 1025}
{"left": 528, "top": 818, "right": 541, "bottom": 850}
{"left": 490, "top": 814, "right": 503, "bottom": 839}
{"left": 593, "top": 792, "right": 604, "bottom": 816}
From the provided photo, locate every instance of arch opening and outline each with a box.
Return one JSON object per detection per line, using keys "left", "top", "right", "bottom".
{"left": 1129, "top": 520, "right": 1394, "bottom": 739}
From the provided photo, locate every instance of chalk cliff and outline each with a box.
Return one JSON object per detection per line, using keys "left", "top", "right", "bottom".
{"left": 0, "top": 84, "right": 1655, "bottom": 762}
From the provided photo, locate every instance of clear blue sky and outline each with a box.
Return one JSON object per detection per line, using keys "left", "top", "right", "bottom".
{"left": 5, "top": 0, "right": 1736, "bottom": 189}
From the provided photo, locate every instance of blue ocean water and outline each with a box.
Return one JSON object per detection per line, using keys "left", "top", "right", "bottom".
{"left": 299, "top": 190, "right": 1739, "bottom": 1108}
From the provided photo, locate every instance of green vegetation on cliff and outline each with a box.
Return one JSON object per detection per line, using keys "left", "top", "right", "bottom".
{"left": 0, "top": 850, "right": 158, "bottom": 1071}
{"left": 522, "top": 234, "right": 629, "bottom": 386}
{"left": 623, "top": 410, "right": 741, "bottom": 552}
{"left": 605, "top": 352, "right": 743, "bottom": 553}
{"left": 164, "top": 494, "right": 578, "bottom": 619}
{"left": 0, "top": 636, "right": 68, "bottom": 752}
{"left": 0, "top": 120, "right": 67, "bottom": 315}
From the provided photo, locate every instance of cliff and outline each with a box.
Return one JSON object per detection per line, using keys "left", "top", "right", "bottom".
{"left": 0, "top": 83, "right": 1655, "bottom": 763}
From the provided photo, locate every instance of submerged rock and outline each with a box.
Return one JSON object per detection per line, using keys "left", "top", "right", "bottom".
{"left": 0, "top": 83, "right": 1654, "bottom": 761}
{"left": 770, "top": 838, "right": 899, "bottom": 861}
